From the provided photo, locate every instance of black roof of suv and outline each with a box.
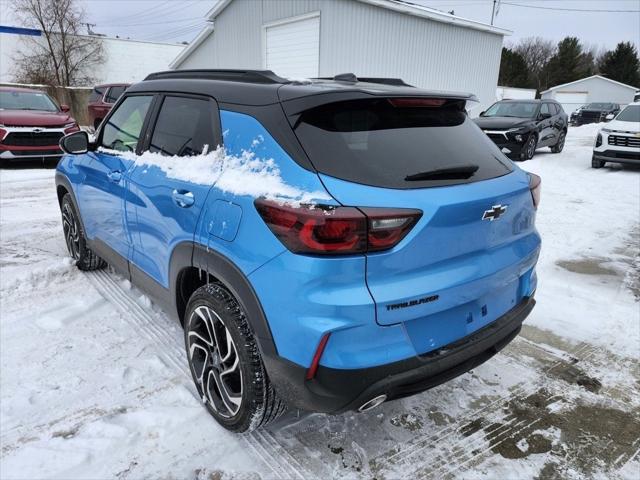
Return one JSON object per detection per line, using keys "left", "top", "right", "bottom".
{"left": 136, "top": 69, "right": 477, "bottom": 107}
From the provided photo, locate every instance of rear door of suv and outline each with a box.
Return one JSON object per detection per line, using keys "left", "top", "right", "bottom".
{"left": 126, "top": 93, "right": 222, "bottom": 288}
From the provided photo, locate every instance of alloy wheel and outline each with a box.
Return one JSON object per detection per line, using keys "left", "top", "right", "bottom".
{"left": 62, "top": 203, "right": 80, "bottom": 260}
{"left": 557, "top": 132, "right": 566, "bottom": 150}
{"left": 187, "top": 305, "right": 243, "bottom": 418}
{"left": 526, "top": 136, "right": 536, "bottom": 159}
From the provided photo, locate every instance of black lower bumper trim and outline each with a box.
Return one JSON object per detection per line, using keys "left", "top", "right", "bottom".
{"left": 594, "top": 150, "right": 640, "bottom": 164}
{"left": 263, "top": 296, "right": 535, "bottom": 413}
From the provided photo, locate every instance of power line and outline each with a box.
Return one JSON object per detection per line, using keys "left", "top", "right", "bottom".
{"left": 501, "top": 1, "right": 640, "bottom": 13}
{"left": 139, "top": 22, "right": 206, "bottom": 42}
{"left": 99, "top": 16, "right": 205, "bottom": 28}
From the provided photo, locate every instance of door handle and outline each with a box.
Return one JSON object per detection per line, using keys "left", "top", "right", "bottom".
{"left": 172, "top": 189, "right": 195, "bottom": 208}
{"left": 107, "top": 170, "right": 122, "bottom": 183}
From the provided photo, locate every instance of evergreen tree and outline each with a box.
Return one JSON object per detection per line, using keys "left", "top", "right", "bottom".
{"left": 498, "top": 47, "right": 529, "bottom": 88}
{"left": 545, "top": 37, "right": 592, "bottom": 87}
{"left": 599, "top": 42, "right": 640, "bottom": 87}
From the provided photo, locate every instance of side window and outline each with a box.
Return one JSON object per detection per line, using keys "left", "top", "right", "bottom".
{"left": 89, "top": 86, "right": 105, "bottom": 103}
{"left": 149, "top": 96, "right": 216, "bottom": 157}
{"left": 540, "top": 103, "right": 550, "bottom": 116}
{"left": 101, "top": 95, "right": 153, "bottom": 152}
{"left": 105, "top": 86, "right": 127, "bottom": 104}
{"left": 555, "top": 103, "right": 564, "bottom": 114}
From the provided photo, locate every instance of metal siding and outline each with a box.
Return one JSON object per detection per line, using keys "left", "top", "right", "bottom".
{"left": 543, "top": 76, "right": 638, "bottom": 113}
{"left": 177, "top": 0, "right": 503, "bottom": 109}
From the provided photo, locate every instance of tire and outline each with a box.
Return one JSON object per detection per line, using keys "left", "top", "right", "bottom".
{"left": 184, "top": 283, "right": 286, "bottom": 432}
{"left": 551, "top": 130, "right": 566, "bottom": 153}
{"left": 61, "top": 193, "right": 106, "bottom": 271}
{"left": 521, "top": 134, "right": 537, "bottom": 161}
{"left": 591, "top": 154, "right": 605, "bottom": 169}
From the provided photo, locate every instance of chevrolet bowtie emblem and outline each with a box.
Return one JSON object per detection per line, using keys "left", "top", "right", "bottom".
{"left": 483, "top": 205, "right": 508, "bottom": 221}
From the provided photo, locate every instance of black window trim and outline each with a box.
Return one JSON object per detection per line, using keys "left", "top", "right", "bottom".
{"left": 140, "top": 91, "right": 223, "bottom": 157}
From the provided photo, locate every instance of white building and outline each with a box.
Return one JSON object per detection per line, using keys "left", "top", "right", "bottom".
{"left": 171, "top": 0, "right": 511, "bottom": 111}
{"left": 541, "top": 75, "right": 639, "bottom": 114}
{"left": 0, "top": 25, "right": 185, "bottom": 85}
{"left": 496, "top": 86, "right": 536, "bottom": 101}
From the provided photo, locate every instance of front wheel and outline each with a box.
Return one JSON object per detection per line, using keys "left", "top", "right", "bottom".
{"left": 551, "top": 130, "right": 566, "bottom": 153}
{"left": 184, "top": 283, "right": 286, "bottom": 432}
{"left": 521, "top": 134, "right": 537, "bottom": 160}
{"left": 591, "top": 154, "right": 605, "bottom": 169}
{"left": 61, "top": 193, "right": 106, "bottom": 271}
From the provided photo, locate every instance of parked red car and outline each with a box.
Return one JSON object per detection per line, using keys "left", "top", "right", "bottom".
{"left": 87, "top": 83, "right": 129, "bottom": 129}
{"left": 0, "top": 86, "right": 80, "bottom": 164}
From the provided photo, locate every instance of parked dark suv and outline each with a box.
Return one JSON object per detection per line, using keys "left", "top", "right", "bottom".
{"left": 573, "top": 102, "right": 621, "bottom": 125}
{"left": 56, "top": 70, "right": 540, "bottom": 432}
{"left": 87, "top": 83, "right": 129, "bottom": 129}
{"left": 474, "top": 99, "right": 568, "bottom": 160}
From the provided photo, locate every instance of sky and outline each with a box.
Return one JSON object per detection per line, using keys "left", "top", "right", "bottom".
{"left": 0, "top": 0, "right": 638, "bottom": 49}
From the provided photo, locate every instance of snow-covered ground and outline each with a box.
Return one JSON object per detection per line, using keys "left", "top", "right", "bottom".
{"left": 1, "top": 124, "right": 638, "bottom": 479}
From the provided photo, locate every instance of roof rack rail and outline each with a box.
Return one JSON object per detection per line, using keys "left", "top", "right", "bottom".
{"left": 144, "top": 69, "right": 290, "bottom": 84}
{"left": 315, "top": 73, "right": 413, "bottom": 87}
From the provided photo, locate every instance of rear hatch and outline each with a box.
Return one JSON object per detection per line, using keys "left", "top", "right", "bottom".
{"left": 289, "top": 95, "right": 540, "bottom": 355}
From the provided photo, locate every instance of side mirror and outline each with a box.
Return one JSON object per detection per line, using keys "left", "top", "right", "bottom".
{"left": 60, "top": 104, "right": 70, "bottom": 112}
{"left": 605, "top": 113, "right": 615, "bottom": 121}
{"left": 539, "top": 112, "right": 552, "bottom": 120}
{"left": 60, "top": 131, "right": 89, "bottom": 154}
{"left": 479, "top": 111, "right": 486, "bottom": 116}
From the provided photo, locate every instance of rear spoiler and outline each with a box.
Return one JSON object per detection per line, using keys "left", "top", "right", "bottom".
{"left": 280, "top": 90, "right": 478, "bottom": 119}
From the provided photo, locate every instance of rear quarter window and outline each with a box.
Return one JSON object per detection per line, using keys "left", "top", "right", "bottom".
{"left": 293, "top": 98, "right": 513, "bottom": 189}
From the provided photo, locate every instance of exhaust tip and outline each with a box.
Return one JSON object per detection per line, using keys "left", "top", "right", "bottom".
{"left": 358, "top": 394, "right": 387, "bottom": 412}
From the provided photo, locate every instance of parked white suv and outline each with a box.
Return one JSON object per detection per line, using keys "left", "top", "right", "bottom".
{"left": 592, "top": 102, "right": 640, "bottom": 168}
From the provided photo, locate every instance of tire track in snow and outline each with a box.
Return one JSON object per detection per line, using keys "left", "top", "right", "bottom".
{"left": 88, "top": 269, "right": 311, "bottom": 480}
{"left": 370, "top": 344, "right": 597, "bottom": 478}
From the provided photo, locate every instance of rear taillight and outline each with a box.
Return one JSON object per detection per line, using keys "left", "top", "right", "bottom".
{"left": 528, "top": 173, "right": 541, "bottom": 209}
{"left": 255, "top": 199, "right": 422, "bottom": 255}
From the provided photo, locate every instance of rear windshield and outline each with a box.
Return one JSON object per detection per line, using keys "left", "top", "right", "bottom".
{"left": 89, "top": 87, "right": 106, "bottom": 103}
{"left": 616, "top": 105, "right": 640, "bottom": 122}
{"left": 294, "top": 98, "right": 513, "bottom": 189}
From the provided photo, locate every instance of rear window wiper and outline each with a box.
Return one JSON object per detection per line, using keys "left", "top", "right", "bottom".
{"left": 405, "top": 165, "right": 479, "bottom": 181}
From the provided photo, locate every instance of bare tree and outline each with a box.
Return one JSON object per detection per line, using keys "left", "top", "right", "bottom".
{"left": 11, "top": 0, "right": 104, "bottom": 86}
{"left": 514, "top": 37, "right": 555, "bottom": 92}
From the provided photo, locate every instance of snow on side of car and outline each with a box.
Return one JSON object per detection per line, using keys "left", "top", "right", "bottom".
{"left": 98, "top": 144, "right": 331, "bottom": 205}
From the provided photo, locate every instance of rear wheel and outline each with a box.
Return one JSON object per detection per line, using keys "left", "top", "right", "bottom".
{"left": 551, "top": 130, "right": 566, "bottom": 153}
{"left": 184, "top": 283, "right": 286, "bottom": 432}
{"left": 521, "top": 134, "right": 537, "bottom": 160}
{"left": 61, "top": 193, "right": 106, "bottom": 271}
{"left": 591, "top": 154, "right": 605, "bottom": 169}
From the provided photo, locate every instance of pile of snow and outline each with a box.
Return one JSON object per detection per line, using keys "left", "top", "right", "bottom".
{"left": 99, "top": 146, "right": 330, "bottom": 204}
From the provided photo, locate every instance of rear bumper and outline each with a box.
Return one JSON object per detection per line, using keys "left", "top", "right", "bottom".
{"left": 264, "top": 296, "right": 535, "bottom": 413}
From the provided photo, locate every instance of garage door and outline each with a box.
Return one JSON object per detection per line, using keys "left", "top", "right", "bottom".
{"left": 264, "top": 14, "right": 320, "bottom": 79}
{"left": 554, "top": 91, "right": 588, "bottom": 114}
